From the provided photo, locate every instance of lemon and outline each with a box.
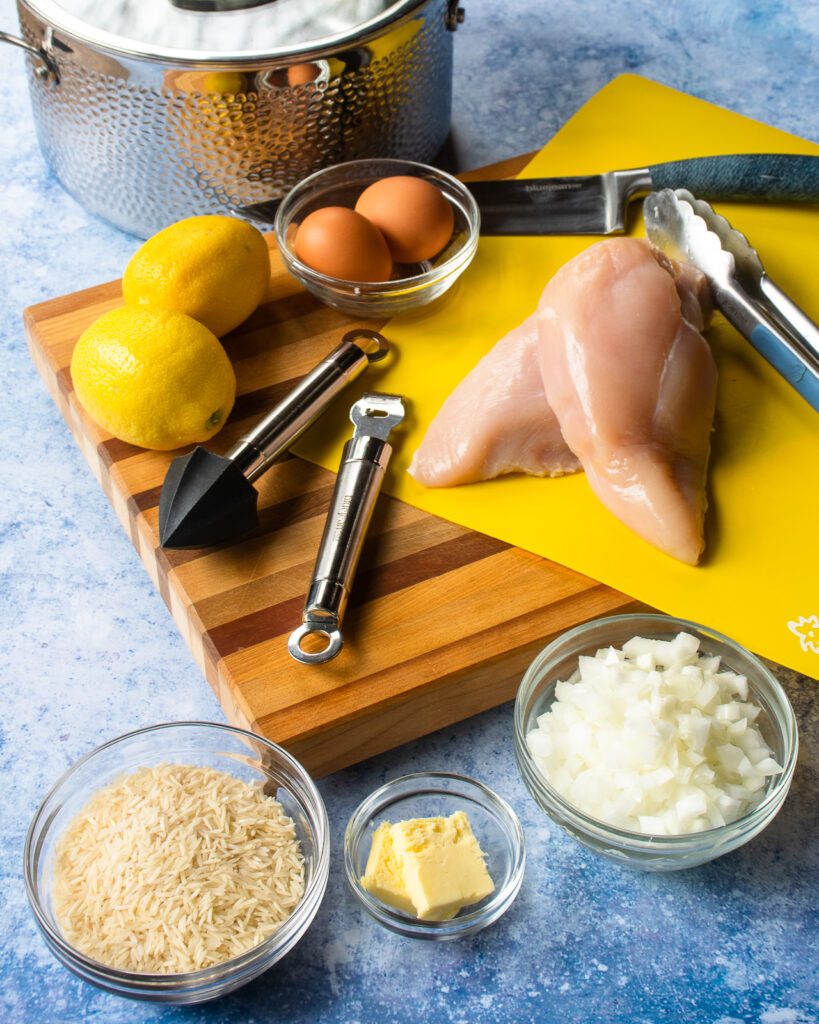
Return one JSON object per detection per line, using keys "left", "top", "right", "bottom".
{"left": 167, "top": 70, "right": 247, "bottom": 94}
{"left": 71, "top": 306, "right": 236, "bottom": 451}
{"left": 200, "top": 71, "right": 247, "bottom": 94}
{"left": 122, "top": 215, "right": 270, "bottom": 337}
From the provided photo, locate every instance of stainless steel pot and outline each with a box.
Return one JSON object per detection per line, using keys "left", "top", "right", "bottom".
{"left": 2, "top": 0, "right": 464, "bottom": 237}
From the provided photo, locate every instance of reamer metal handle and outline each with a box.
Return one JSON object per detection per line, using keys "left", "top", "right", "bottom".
{"left": 227, "top": 329, "right": 389, "bottom": 483}
{"left": 288, "top": 393, "right": 406, "bottom": 665}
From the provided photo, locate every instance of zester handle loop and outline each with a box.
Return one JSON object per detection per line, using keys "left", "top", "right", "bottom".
{"left": 0, "top": 31, "right": 58, "bottom": 84}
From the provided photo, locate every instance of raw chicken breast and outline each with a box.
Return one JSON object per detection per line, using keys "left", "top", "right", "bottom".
{"left": 537, "top": 238, "right": 716, "bottom": 565}
{"left": 408, "top": 312, "right": 580, "bottom": 487}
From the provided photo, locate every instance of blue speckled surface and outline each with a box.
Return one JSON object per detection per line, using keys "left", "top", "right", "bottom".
{"left": 1, "top": 1, "right": 818, "bottom": 1021}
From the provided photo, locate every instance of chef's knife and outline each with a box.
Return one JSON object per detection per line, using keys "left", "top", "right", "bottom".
{"left": 468, "top": 153, "right": 819, "bottom": 235}
{"left": 239, "top": 154, "right": 819, "bottom": 236}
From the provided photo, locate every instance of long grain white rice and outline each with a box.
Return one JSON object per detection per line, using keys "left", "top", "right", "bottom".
{"left": 52, "top": 763, "right": 305, "bottom": 974}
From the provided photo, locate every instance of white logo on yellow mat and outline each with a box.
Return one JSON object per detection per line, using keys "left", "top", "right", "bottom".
{"left": 787, "top": 615, "right": 819, "bottom": 654}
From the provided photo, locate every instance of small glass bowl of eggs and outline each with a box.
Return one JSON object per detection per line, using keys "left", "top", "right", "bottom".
{"left": 274, "top": 159, "right": 480, "bottom": 317}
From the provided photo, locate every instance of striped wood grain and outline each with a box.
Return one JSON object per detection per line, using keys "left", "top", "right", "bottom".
{"left": 23, "top": 154, "right": 641, "bottom": 776}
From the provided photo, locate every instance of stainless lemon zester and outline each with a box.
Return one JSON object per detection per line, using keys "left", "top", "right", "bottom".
{"left": 288, "top": 393, "right": 406, "bottom": 665}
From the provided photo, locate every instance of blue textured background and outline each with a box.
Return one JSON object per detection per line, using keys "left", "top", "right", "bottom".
{"left": 1, "top": 2, "right": 817, "bottom": 1022}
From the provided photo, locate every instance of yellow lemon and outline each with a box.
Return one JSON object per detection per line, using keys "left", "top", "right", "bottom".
{"left": 164, "top": 69, "right": 248, "bottom": 95}
{"left": 71, "top": 306, "right": 236, "bottom": 451}
{"left": 122, "top": 215, "right": 270, "bottom": 337}
{"left": 200, "top": 71, "right": 247, "bottom": 94}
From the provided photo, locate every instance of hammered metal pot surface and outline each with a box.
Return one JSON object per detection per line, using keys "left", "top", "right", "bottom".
{"left": 16, "top": 0, "right": 454, "bottom": 237}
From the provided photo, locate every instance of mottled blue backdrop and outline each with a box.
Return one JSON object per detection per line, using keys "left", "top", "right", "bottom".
{"left": 0, "top": 1, "right": 817, "bottom": 1022}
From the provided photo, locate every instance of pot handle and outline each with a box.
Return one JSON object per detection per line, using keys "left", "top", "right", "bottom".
{"left": 447, "top": 0, "right": 466, "bottom": 30}
{"left": 0, "top": 30, "right": 58, "bottom": 83}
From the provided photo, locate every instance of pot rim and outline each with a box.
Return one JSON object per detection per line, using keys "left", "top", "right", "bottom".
{"left": 20, "top": 0, "right": 440, "bottom": 66}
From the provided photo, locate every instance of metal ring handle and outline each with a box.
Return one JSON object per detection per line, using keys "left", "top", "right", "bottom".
{"left": 288, "top": 621, "right": 344, "bottom": 665}
{"left": 341, "top": 329, "right": 390, "bottom": 364}
{"left": 0, "top": 30, "right": 58, "bottom": 83}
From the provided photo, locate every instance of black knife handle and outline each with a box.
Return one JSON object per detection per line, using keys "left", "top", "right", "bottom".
{"left": 648, "top": 154, "right": 819, "bottom": 201}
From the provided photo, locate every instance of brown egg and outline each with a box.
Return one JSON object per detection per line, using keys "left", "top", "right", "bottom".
{"left": 287, "top": 63, "right": 320, "bottom": 86}
{"left": 355, "top": 176, "right": 455, "bottom": 264}
{"left": 294, "top": 207, "right": 393, "bottom": 282}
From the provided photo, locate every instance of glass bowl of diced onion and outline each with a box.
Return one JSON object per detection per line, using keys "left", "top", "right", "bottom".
{"left": 513, "top": 614, "right": 798, "bottom": 871}
{"left": 23, "top": 722, "right": 330, "bottom": 1003}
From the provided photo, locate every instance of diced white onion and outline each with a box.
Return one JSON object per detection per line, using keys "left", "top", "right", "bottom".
{"left": 526, "top": 632, "right": 783, "bottom": 835}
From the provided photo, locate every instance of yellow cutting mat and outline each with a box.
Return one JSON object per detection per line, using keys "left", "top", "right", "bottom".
{"left": 296, "top": 74, "right": 819, "bottom": 679}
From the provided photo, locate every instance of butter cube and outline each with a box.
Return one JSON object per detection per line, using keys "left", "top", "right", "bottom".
{"left": 360, "top": 822, "right": 416, "bottom": 916}
{"left": 390, "top": 811, "right": 495, "bottom": 921}
{"left": 361, "top": 811, "right": 495, "bottom": 921}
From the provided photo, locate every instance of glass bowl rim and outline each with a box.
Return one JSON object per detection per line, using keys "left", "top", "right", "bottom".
{"left": 343, "top": 770, "right": 525, "bottom": 934}
{"left": 23, "top": 719, "right": 331, "bottom": 984}
{"left": 513, "top": 613, "right": 799, "bottom": 850}
{"left": 273, "top": 157, "right": 481, "bottom": 292}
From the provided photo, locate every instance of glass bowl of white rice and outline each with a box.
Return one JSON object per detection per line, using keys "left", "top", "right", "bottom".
{"left": 23, "top": 721, "right": 330, "bottom": 1003}
{"left": 514, "top": 614, "right": 797, "bottom": 871}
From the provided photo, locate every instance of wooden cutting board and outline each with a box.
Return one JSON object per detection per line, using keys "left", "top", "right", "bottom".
{"left": 23, "top": 154, "right": 641, "bottom": 776}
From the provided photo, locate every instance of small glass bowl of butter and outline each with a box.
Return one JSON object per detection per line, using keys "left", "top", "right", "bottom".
{"left": 344, "top": 772, "right": 525, "bottom": 940}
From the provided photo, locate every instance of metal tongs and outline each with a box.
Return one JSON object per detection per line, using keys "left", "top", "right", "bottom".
{"left": 289, "top": 393, "right": 406, "bottom": 665}
{"left": 643, "top": 189, "right": 819, "bottom": 413}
